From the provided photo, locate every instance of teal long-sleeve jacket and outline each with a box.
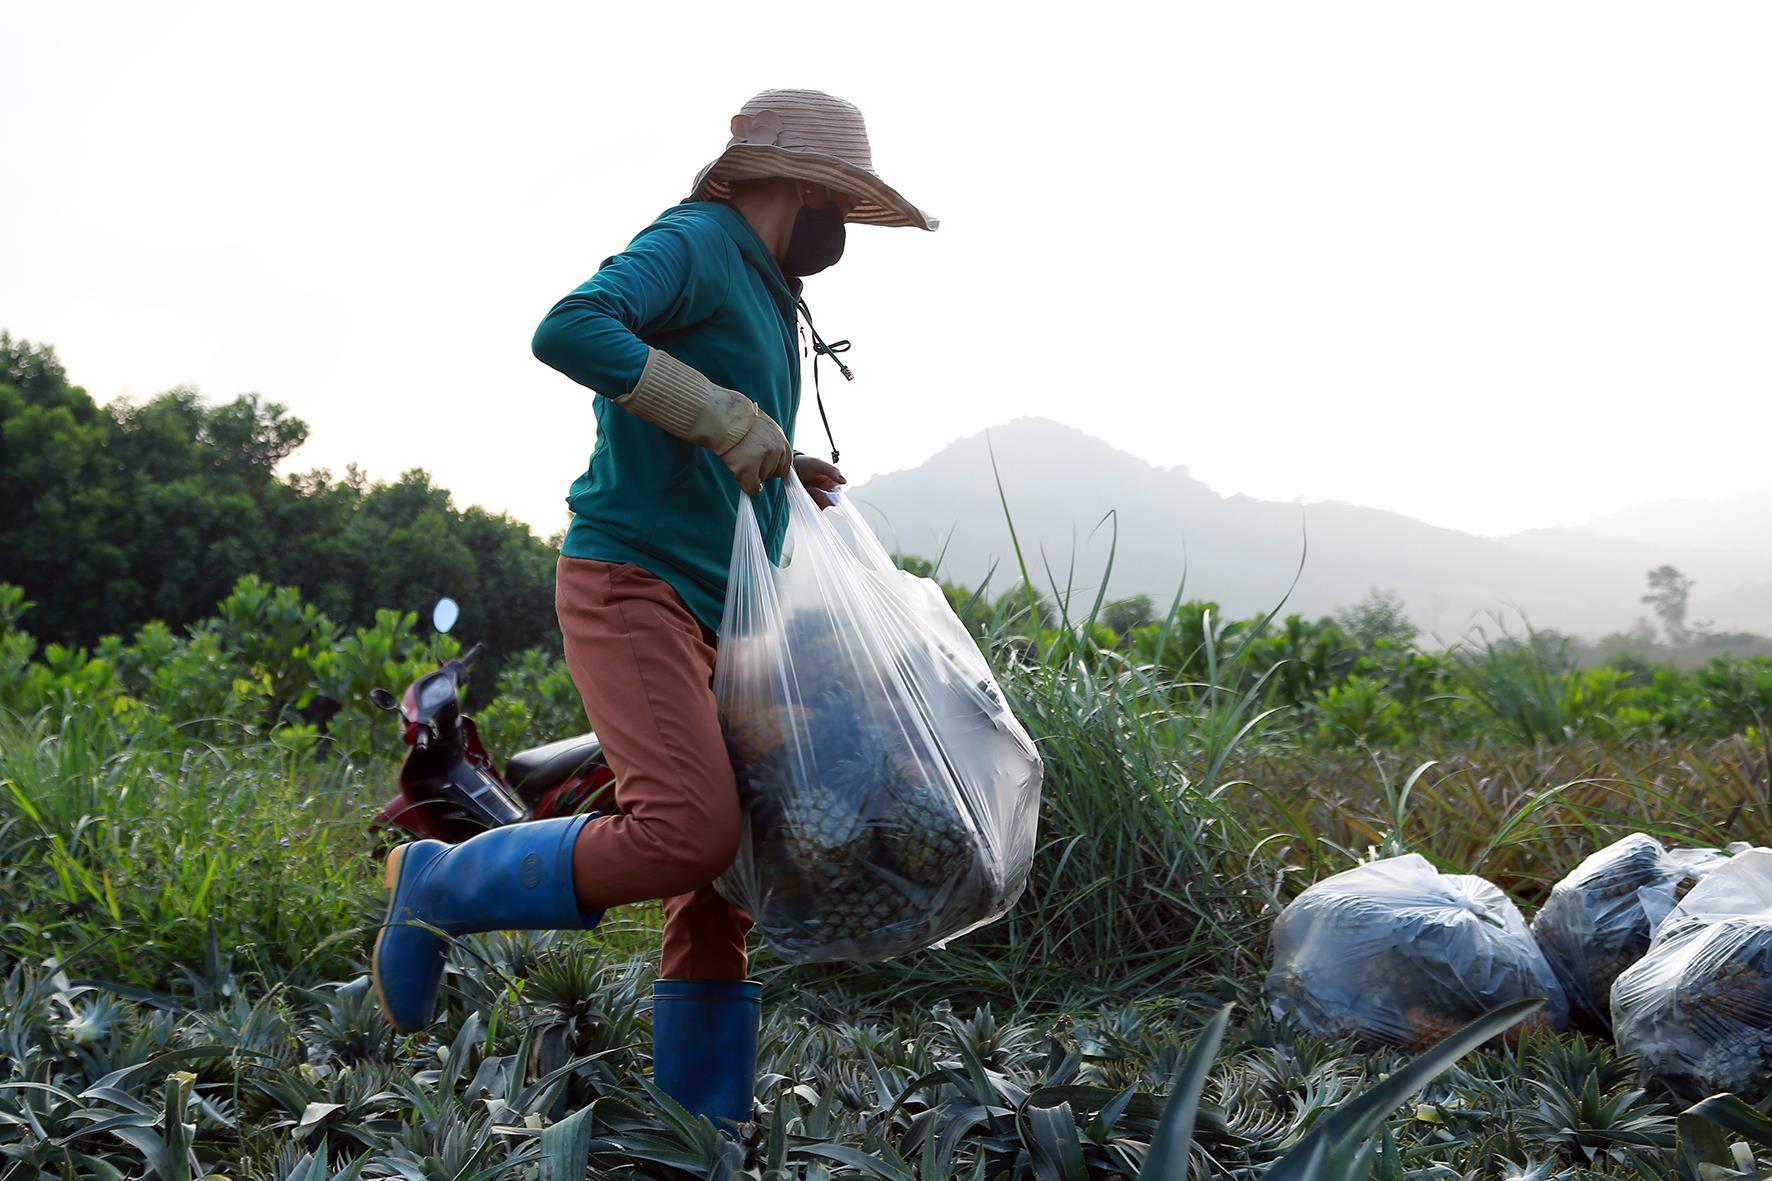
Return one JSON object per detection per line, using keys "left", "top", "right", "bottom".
{"left": 532, "top": 201, "right": 802, "bottom": 636}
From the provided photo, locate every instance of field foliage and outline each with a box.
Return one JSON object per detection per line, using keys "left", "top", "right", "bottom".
{"left": 3, "top": 573, "right": 1772, "bottom": 1178}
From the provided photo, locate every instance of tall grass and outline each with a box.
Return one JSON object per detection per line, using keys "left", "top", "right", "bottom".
{"left": 1452, "top": 615, "right": 1628, "bottom": 745}
{"left": 0, "top": 704, "right": 381, "bottom": 990}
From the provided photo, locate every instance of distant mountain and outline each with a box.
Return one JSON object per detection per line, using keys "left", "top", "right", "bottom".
{"left": 1583, "top": 487, "right": 1772, "bottom": 555}
{"left": 843, "top": 418, "right": 1772, "bottom": 640}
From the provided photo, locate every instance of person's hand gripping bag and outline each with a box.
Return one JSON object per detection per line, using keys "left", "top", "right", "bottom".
{"left": 712, "top": 471, "right": 1043, "bottom": 963}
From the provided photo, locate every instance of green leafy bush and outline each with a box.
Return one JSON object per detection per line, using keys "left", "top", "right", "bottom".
{"left": 473, "top": 648, "right": 592, "bottom": 758}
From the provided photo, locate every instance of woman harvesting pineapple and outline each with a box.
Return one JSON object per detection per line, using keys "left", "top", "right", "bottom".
{"left": 369, "top": 90, "right": 936, "bottom": 1125}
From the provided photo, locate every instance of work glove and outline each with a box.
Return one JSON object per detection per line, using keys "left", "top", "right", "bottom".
{"left": 619, "top": 348, "right": 791, "bottom": 495}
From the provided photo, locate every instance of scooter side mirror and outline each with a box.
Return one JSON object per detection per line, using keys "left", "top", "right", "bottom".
{"left": 432, "top": 597, "right": 460, "bottom": 634}
{"left": 369, "top": 688, "right": 400, "bottom": 711}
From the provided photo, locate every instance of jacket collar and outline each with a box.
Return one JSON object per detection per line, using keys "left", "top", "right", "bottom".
{"left": 675, "top": 199, "right": 803, "bottom": 303}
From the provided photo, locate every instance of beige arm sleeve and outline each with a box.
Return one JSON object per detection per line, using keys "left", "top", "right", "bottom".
{"left": 617, "top": 348, "right": 758, "bottom": 455}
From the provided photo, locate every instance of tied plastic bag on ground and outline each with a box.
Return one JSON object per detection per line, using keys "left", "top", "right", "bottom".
{"left": 1530, "top": 834, "right": 1732, "bottom": 1032}
{"left": 1265, "top": 854, "right": 1569, "bottom": 1049}
{"left": 1611, "top": 847, "right": 1772, "bottom": 1102}
{"left": 712, "top": 472, "right": 1043, "bottom": 963}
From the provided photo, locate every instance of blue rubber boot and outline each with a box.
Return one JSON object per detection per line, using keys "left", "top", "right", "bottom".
{"left": 372, "top": 814, "right": 600, "bottom": 1033}
{"left": 651, "top": 979, "right": 763, "bottom": 1127}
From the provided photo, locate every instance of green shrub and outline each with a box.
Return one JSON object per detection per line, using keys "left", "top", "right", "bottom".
{"left": 1310, "top": 674, "right": 1407, "bottom": 748}
{"left": 473, "top": 648, "right": 592, "bottom": 758}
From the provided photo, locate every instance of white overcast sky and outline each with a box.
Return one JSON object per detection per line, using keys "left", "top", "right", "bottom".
{"left": 4, "top": 2, "right": 1768, "bottom": 540}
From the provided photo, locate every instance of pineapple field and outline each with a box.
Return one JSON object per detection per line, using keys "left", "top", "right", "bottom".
{"left": 4, "top": 574, "right": 1772, "bottom": 1180}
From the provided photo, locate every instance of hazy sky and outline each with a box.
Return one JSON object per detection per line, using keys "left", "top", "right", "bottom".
{"left": 4, "top": 3, "right": 1768, "bottom": 540}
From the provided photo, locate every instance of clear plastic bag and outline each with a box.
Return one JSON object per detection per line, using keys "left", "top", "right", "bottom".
{"left": 712, "top": 472, "right": 1043, "bottom": 963}
{"left": 1265, "top": 854, "right": 1569, "bottom": 1049}
{"left": 1530, "top": 834, "right": 1732, "bottom": 1032}
{"left": 1611, "top": 847, "right": 1772, "bottom": 1102}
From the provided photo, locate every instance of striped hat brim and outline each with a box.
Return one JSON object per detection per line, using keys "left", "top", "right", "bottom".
{"left": 690, "top": 144, "right": 939, "bottom": 231}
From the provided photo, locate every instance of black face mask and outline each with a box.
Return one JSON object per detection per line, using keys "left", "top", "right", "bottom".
{"left": 782, "top": 200, "right": 846, "bottom": 277}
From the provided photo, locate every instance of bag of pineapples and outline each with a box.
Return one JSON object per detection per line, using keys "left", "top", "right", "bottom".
{"left": 712, "top": 471, "right": 1043, "bottom": 963}
{"left": 1611, "top": 847, "right": 1772, "bottom": 1102}
{"left": 1264, "top": 854, "right": 1568, "bottom": 1049}
{"left": 1530, "top": 833, "right": 1733, "bottom": 1032}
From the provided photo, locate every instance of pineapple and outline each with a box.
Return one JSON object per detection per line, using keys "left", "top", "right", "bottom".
{"left": 1697, "top": 1029, "right": 1772, "bottom": 1097}
{"left": 721, "top": 663, "right": 991, "bottom": 961}
{"left": 1618, "top": 918, "right": 1772, "bottom": 1103}
{"left": 1676, "top": 949, "right": 1765, "bottom": 1012}
{"left": 724, "top": 704, "right": 815, "bottom": 767}
{"left": 1403, "top": 1006, "right": 1467, "bottom": 1050}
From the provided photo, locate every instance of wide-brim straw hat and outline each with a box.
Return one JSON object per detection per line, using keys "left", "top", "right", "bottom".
{"left": 689, "top": 89, "right": 938, "bottom": 231}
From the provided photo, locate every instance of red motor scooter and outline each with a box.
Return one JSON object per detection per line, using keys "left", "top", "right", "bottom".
{"left": 368, "top": 598, "right": 613, "bottom": 843}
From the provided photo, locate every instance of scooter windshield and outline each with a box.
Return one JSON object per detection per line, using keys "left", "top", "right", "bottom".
{"left": 415, "top": 673, "right": 456, "bottom": 712}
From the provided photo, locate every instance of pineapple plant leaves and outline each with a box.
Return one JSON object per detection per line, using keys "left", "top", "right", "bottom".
{"left": 280, "top": 1149, "right": 371, "bottom": 1181}
{"left": 796, "top": 1141, "right": 921, "bottom": 1181}
{"left": 1137, "top": 1002, "right": 1232, "bottom": 1181}
{"left": 536, "top": 1100, "right": 596, "bottom": 1181}
{"left": 1525, "top": 1069, "right": 1673, "bottom": 1161}
{"left": 438, "top": 1010, "right": 486, "bottom": 1097}
{"left": 1264, "top": 997, "right": 1546, "bottom": 1180}
{"left": 1679, "top": 1092, "right": 1772, "bottom": 1177}
{"left": 1024, "top": 1101, "right": 1090, "bottom": 1181}
{"left": 1682, "top": 1092, "right": 1772, "bottom": 1145}
{"left": 293, "top": 1101, "right": 344, "bottom": 1139}
{"left": 81, "top": 1045, "right": 262, "bottom": 1098}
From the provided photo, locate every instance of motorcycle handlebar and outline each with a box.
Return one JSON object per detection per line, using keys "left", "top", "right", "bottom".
{"left": 440, "top": 643, "right": 486, "bottom": 681}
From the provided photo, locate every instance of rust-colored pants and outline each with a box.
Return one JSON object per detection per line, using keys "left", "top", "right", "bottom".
{"left": 555, "top": 556, "right": 752, "bottom": 980}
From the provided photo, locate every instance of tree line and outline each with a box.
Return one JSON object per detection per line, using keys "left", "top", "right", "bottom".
{"left": 4, "top": 333, "right": 1167, "bottom": 670}
{"left": 13, "top": 330, "right": 1748, "bottom": 694}
{"left": 0, "top": 333, "right": 559, "bottom": 669}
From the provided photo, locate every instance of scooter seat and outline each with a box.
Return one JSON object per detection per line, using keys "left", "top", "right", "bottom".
{"left": 506, "top": 733, "right": 605, "bottom": 796}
